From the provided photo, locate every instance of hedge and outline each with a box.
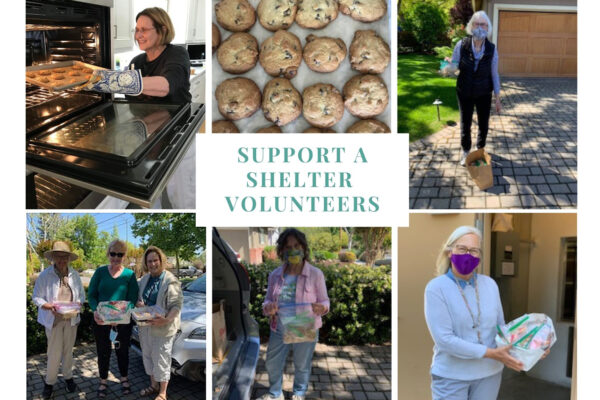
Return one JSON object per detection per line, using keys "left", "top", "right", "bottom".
{"left": 26, "top": 286, "right": 95, "bottom": 356}
{"left": 246, "top": 262, "right": 391, "bottom": 345}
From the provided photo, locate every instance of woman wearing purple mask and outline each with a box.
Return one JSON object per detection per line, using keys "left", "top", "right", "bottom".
{"left": 444, "top": 11, "right": 502, "bottom": 167}
{"left": 259, "top": 228, "right": 330, "bottom": 400}
{"left": 424, "top": 226, "right": 521, "bottom": 400}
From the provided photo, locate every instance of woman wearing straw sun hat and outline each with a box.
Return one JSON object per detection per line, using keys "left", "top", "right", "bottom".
{"left": 32, "top": 241, "right": 85, "bottom": 400}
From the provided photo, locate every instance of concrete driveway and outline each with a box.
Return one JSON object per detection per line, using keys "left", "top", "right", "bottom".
{"left": 27, "top": 342, "right": 204, "bottom": 399}
{"left": 409, "top": 78, "right": 577, "bottom": 209}
{"left": 252, "top": 343, "right": 391, "bottom": 400}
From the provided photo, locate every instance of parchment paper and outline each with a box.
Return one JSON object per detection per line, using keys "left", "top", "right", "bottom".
{"left": 212, "top": 0, "right": 392, "bottom": 133}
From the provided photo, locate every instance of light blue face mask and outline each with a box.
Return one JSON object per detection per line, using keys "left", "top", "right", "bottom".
{"left": 472, "top": 27, "right": 488, "bottom": 40}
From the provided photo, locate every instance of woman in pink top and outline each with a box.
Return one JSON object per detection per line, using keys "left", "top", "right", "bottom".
{"left": 258, "top": 228, "right": 330, "bottom": 400}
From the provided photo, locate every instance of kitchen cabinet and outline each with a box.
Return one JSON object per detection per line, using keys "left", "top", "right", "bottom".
{"left": 190, "top": 69, "right": 206, "bottom": 104}
{"left": 169, "top": 0, "right": 205, "bottom": 44}
{"left": 112, "top": 0, "right": 134, "bottom": 51}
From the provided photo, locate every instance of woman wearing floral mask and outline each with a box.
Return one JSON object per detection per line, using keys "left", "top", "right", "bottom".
{"left": 258, "top": 228, "right": 330, "bottom": 400}
{"left": 445, "top": 11, "right": 501, "bottom": 167}
{"left": 425, "top": 226, "right": 528, "bottom": 400}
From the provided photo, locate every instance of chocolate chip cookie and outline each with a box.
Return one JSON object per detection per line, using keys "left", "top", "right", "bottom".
{"left": 215, "top": 0, "right": 256, "bottom": 32}
{"left": 295, "top": 0, "right": 338, "bottom": 29}
{"left": 346, "top": 119, "right": 391, "bottom": 133}
{"left": 349, "top": 30, "right": 390, "bottom": 74}
{"left": 343, "top": 74, "right": 388, "bottom": 118}
{"left": 212, "top": 23, "right": 221, "bottom": 50}
{"left": 338, "top": 0, "right": 387, "bottom": 22}
{"left": 217, "top": 32, "right": 259, "bottom": 74}
{"left": 303, "top": 127, "right": 336, "bottom": 132}
{"left": 303, "top": 34, "right": 347, "bottom": 72}
{"left": 257, "top": 125, "right": 283, "bottom": 133}
{"left": 257, "top": 0, "right": 298, "bottom": 31}
{"left": 213, "top": 120, "right": 240, "bottom": 133}
{"left": 259, "top": 30, "right": 302, "bottom": 79}
{"left": 302, "top": 83, "right": 344, "bottom": 128}
{"left": 262, "top": 78, "right": 302, "bottom": 126}
{"left": 215, "top": 77, "right": 262, "bottom": 120}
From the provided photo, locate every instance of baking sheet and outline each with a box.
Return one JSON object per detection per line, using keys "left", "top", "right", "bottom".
{"left": 212, "top": 0, "right": 392, "bottom": 133}
{"left": 26, "top": 60, "right": 104, "bottom": 91}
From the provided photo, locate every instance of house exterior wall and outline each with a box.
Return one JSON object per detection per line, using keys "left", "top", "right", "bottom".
{"left": 527, "top": 213, "right": 576, "bottom": 387}
{"left": 397, "top": 213, "right": 477, "bottom": 399}
{"left": 481, "top": 0, "right": 577, "bottom": 16}
{"left": 219, "top": 228, "right": 249, "bottom": 262}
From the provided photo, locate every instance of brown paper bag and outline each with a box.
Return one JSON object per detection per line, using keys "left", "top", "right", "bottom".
{"left": 212, "top": 300, "right": 227, "bottom": 363}
{"left": 466, "top": 149, "right": 493, "bottom": 190}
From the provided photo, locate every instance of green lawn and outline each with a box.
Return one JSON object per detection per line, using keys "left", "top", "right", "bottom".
{"left": 397, "top": 54, "right": 460, "bottom": 141}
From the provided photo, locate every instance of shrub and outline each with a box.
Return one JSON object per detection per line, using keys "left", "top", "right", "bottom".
{"left": 338, "top": 251, "right": 357, "bottom": 263}
{"left": 313, "top": 250, "right": 337, "bottom": 262}
{"left": 433, "top": 46, "right": 453, "bottom": 60}
{"left": 262, "top": 245, "right": 278, "bottom": 262}
{"left": 402, "top": 1, "right": 448, "bottom": 52}
{"left": 449, "top": 0, "right": 474, "bottom": 26}
{"left": 449, "top": 24, "right": 468, "bottom": 47}
{"left": 305, "top": 230, "right": 348, "bottom": 253}
{"left": 27, "top": 285, "right": 96, "bottom": 356}
{"left": 398, "top": 29, "right": 420, "bottom": 53}
{"left": 247, "top": 262, "right": 391, "bottom": 345}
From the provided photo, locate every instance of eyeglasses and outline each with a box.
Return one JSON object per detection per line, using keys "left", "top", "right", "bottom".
{"left": 109, "top": 252, "right": 125, "bottom": 258}
{"left": 453, "top": 245, "right": 482, "bottom": 257}
{"left": 473, "top": 22, "right": 488, "bottom": 27}
{"left": 135, "top": 27, "right": 156, "bottom": 35}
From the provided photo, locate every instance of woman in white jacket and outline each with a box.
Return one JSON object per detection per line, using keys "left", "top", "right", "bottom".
{"left": 32, "top": 241, "right": 85, "bottom": 400}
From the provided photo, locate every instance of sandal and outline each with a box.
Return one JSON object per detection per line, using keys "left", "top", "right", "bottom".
{"left": 97, "top": 383, "right": 107, "bottom": 398}
{"left": 120, "top": 377, "right": 132, "bottom": 395}
{"left": 140, "top": 385, "right": 159, "bottom": 397}
{"left": 154, "top": 394, "right": 167, "bottom": 400}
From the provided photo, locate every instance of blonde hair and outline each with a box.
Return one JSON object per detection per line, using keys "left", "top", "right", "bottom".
{"left": 107, "top": 239, "right": 128, "bottom": 255}
{"left": 466, "top": 10, "right": 493, "bottom": 38}
{"left": 136, "top": 7, "right": 175, "bottom": 46}
{"left": 435, "top": 226, "right": 482, "bottom": 276}
{"left": 142, "top": 245, "right": 167, "bottom": 273}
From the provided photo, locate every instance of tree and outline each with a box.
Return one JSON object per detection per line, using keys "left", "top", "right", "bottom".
{"left": 131, "top": 214, "right": 206, "bottom": 275}
{"left": 61, "top": 215, "right": 99, "bottom": 260}
{"left": 450, "top": 0, "right": 474, "bottom": 26}
{"left": 355, "top": 228, "right": 391, "bottom": 267}
{"left": 402, "top": 1, "right": 449, "bottom": 51}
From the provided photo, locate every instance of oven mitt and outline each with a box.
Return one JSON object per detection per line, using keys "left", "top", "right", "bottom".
{"left": 86, "top": 69, "right": 143, "bottom": 95}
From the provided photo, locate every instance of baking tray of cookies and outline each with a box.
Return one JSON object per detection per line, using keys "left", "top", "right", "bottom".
{"left": 26, "top": 61, "right": 104, "bottom": 92}
{"left": 212, "top": 0, "right": 393, "bottom": 133}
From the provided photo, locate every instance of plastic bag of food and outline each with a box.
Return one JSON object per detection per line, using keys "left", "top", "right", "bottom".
{"left": 97, "top": 301, "right": 132, "bottom": 325}
{"left": 53, "top": 302, "right": 81, "bottom": 319}
{"left": 132, "top": 305, "right": 165, "bottom": 326}
{"left": 278, "top": 303, "right": 317, "bottom": 344}
{"left": 495, "top": 313, "right": 557, "bottom": 371}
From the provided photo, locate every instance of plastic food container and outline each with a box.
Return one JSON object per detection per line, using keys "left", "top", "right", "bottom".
{"left": 53, "top": 302, "right": 81, "bottom": 319}
{"left": 97, "top": 301, "right": 132, "bottom": 325}
{"left": 132, "top": 305, "right": 166, "bottom": 326}
{"left": 278, "top": 303, "right": 317, "bottom": 344}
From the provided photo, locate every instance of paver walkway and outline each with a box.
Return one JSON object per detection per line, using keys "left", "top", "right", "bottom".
{"left": 409, "top": 78, "right": 577, "bottom": 209}
{"left": 252, "top": 343, "right": 391, "bottom": 400}
{"left": 27, "top": 343, "right": 204, "bottom": 400}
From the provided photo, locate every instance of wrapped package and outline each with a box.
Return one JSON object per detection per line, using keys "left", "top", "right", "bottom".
{"left": 97, "top": 301, "right": 132, "bottom": 325}
{"left": 495, "top": 313, "right": 557, "bottom": 371}
{"left": 53, "top": 302, "right": 81, "bottom": 319}
{"left": 132, "top": 305, "right": 165, "bottom": 326}
{"left": 278, "top": 303, "right": 317, "bottom": 344}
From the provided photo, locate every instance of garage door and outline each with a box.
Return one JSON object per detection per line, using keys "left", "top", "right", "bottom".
{"left": 497, "top": 11, "right": 577, "bottom": 77}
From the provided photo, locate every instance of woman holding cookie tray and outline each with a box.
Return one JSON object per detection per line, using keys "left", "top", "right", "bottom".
{"left": 424, "top": 226, "right": 550, "bottom": 399}
{"left": 33, "top": 241, "right": 85, "bottom": 400}
{"left": 445, "top": 11, "right": 501, "bottom": 167}
{"left": 135, "top": 246, "right": 183, "bottom": 400}
{"left": 258, "top": 228, "right": 329, "bottom": 400}
{"left": 88, "top": 239, "right": 139, "bottom": 398}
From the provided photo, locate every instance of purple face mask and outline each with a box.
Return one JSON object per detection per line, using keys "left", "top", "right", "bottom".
{"left": 451, "top": 253, "right": 480, "bottom": 275}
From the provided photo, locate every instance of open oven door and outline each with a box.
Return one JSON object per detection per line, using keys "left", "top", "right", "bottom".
{"left": 26, "top": 99, "right": 204, "bottom": 208}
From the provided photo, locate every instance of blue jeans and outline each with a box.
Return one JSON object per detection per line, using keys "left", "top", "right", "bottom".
{"left": 265, "top": 325, "right": 318, "bottom": 397}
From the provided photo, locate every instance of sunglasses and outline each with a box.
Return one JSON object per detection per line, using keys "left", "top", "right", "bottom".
{"left": 109, "top": 252, "right": 125, "bottom": 258}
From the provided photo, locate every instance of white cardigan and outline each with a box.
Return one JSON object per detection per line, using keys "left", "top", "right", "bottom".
{"left": 32, "top": 266, "right": 86, "bottom": 329}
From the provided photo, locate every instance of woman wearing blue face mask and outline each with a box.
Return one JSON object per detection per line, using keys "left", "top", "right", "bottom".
{"left": 424, "top": 226, "right": 523, "bottom": 400}
{"left": 445, "top": 11, "right": 501, "bottom": 167}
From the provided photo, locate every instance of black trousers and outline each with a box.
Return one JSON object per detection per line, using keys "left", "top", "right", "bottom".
{"left": 457, "top": 91, "right": 492, "bottom": 152}
{"left": 92, "top": 321, "right": 133, "bottom": 379}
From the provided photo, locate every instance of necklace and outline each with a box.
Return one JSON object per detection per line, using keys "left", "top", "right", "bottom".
{"left": 452, "top": 273, "right": 483, "bottom": 344}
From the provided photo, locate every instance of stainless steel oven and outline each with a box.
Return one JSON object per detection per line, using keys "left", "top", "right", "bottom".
{"left": 26, "top": 0, "right": 204, "bottom": 209}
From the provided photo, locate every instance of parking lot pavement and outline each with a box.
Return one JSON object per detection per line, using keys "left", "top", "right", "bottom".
{"left": 252, "top": 343, "right": 392, "bottom": 400}
{"left": 410, "top": 78, "right": 577, "bottom": 209}
{"left": 27, "top": 342, "right": 205, "bottom": 400}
